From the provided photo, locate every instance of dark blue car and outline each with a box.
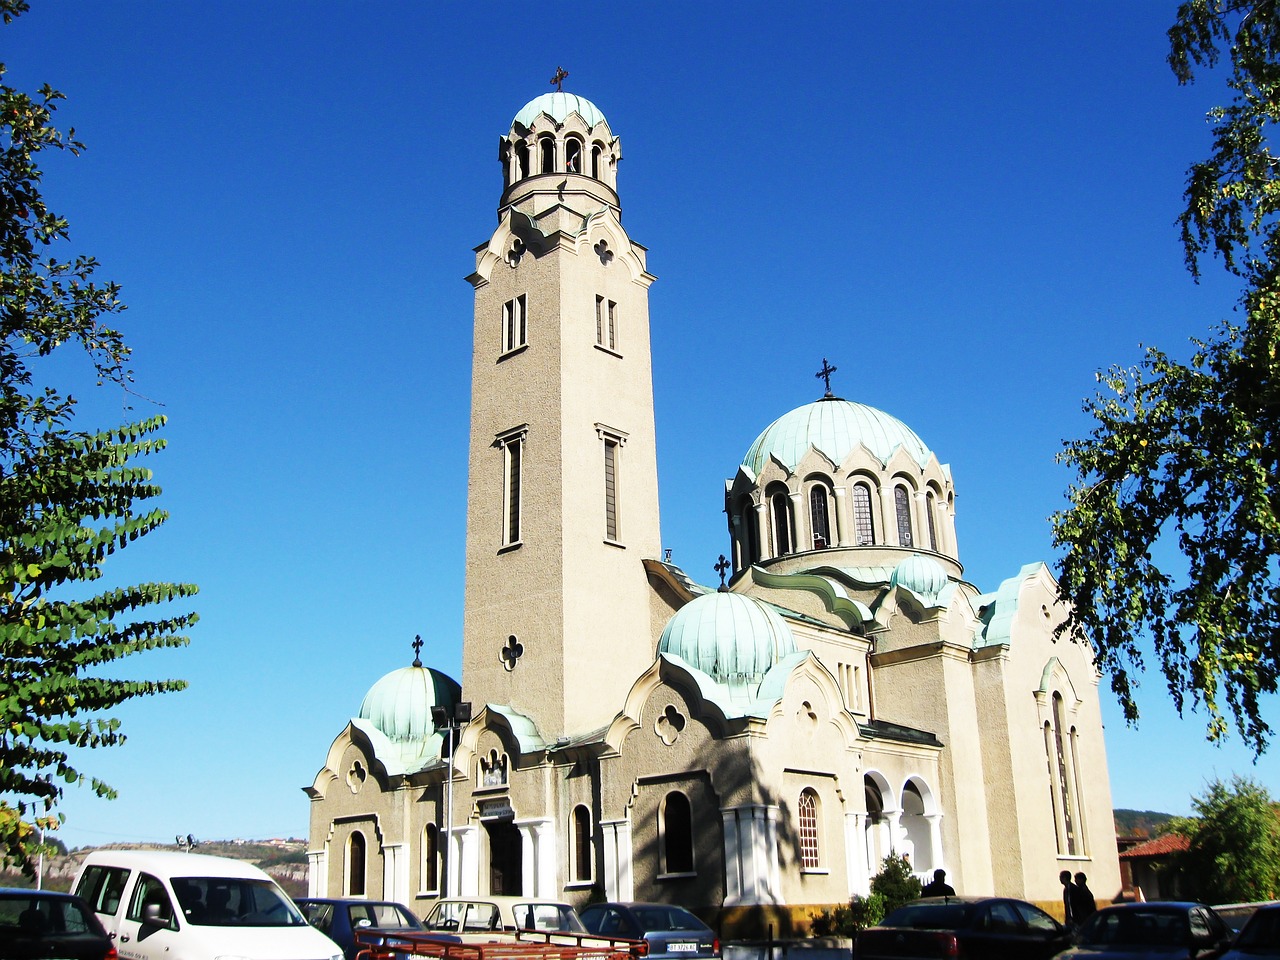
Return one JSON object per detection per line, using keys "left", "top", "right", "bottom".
{"left": 296, "top": 897, "right": 422, "bottom": 960}
{"left": 0, "top": 887, "right": 116, "bottom": 960}
{"left": 1054, "top": 902, "right": 1233, "bottom": 960}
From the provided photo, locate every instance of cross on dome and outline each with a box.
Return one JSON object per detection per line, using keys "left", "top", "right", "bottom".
{"left": 411, "top": 634, "right": 423, "bottom": 667}
{"left": 816, "top": 358, "right": 838, "bottom": 398}
{"left": 550, "top": 66, "right": 569, "bottom": 91}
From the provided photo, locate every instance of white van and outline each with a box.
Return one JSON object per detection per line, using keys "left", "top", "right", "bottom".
{"left": 72, "top": 849, "right": 342, "bottom": 960}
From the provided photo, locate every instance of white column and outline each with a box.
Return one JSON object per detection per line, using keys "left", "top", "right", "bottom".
{"left": 754, "top": 502, "right": 770, "bottom": 561}
{"left": 763, "top": 806, "right": 781, "bottom": 903}
{"left": 516, "top": 818, "right": 556, "bottom": 897}
{"left": 382, "top": 842, "right": 408, "bottom": 904}
{"left": 454, "top": 825, "right": 480, "bottom": 896}
{"left": 721, "top": 806, "right": 780, "bottom": 907}
{"left": 832, "top": 487, "right": 850, "bottom": 547}
{"left": 845, "top": 813, "right": 870, "bottom": 896}
{"left": 879, "top": 486, "right": 898, "bottom": 545}
{"left": 926, "top": 813, "right": 945, "bottom": 878}
{"left": 790, "top": 492, "right": 807, "bottom": 552}
{"left": 721, "top": 809, "right": 743, "bottom": 906}
{"left": 600, "top": 819, "right": 634, "bottom": 901}
{"left": 307, "top": 849, "right": 327, "bottom": 897}
{"left": 885, "top": 808, "right": 905, "bottom": 861}
{"left": 914, "top": 490, "right": 930, "bottom": 551}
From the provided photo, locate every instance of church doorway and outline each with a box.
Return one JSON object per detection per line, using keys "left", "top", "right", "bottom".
{"left": 485, "top": 819, "right": 522, "bottom": 894}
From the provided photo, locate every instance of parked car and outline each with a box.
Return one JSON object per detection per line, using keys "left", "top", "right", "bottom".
{"left": 854, "top": 896, "right": 1069, "bottom": 959}
{"left": 0, "top": 887, "right": 116, "bottom": 960}
{"left": 1221, "top": 901, "right": 1280, "bottom": 960}
{"left": 579, "top": 902, "right": 719, "bottom": 960}
{"left": 421, "top": 897, "right": 586, "bottom": 941}
{"left": 1053, "top": 901, "right": 1233, "bottom": 960}
{"left": 296, "top": 898, "right": 423, "bottom": 960}
{"left": 72, "top": 849, "right": 342, "bottom": 960}
{"left": 1215, "top": 900, "right": 1280, "bottom": 935}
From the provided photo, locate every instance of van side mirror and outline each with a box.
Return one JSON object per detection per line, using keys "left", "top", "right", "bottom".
{"left": 142, "top": 903, "right": 167, "bottom": 927}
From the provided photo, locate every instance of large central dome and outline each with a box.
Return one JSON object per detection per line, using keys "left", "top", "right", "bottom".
{"left": 513, "top": 92, "right": 607, "bottom": 130}
{"left": 742, "top": 397, "right": 933, "bottom": 475}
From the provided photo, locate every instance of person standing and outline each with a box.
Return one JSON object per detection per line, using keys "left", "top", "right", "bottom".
{"left": 921, "top": 868, "right": 956, "bottom": 897}
{"left": 1060, "top": 870, "right": 1076, "bottom": 928}
{"left": 1072, "top": 872, "right": 1097, "bottom": 924}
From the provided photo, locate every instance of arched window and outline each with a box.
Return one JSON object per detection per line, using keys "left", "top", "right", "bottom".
{"left": 347, "top": 831, "right": 366, "bottom": 896}
{"left": 661, "top": 792, "right": 694, "bottom": 874}
{"left": 809, "top": 485, "right": 831, "bottom": 549}
{"left": 798, "top": 789, "right": 820, "bottom": 869}
{"left": 1051, "top": 693, "right": 1079, "bottom": 855}
{"left": 770, "top": 487, "right": 793, "bottom": 556}
{"left": 565, "top": 137, "right": 583, "bottom": 173}
{"left": 515, "top": 142, "right": 530, "bottom": 181}
{"left": 926, "top": 491, "right": 938, "bottom": 551}
{"left": 738, "top": 499, "right": 759, "bottom": 566}
{"left": 539, "top": 136, "right": 555, "bottom": 174}
{"left": 570, "top": 805, "right": 592, "bottom": 882}
{"left": 894, "top": 486, "right": 914, "bottom": 548}
{"left": 852, "top": 482, "right": 875, "bottom": 545}
{"left": 591, "top": 143, "right": 604, "bottom": 179}
{"left": 422, "top": 824, "right": 439, "bottom": 893}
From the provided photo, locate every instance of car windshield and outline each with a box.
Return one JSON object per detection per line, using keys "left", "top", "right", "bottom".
{"left": 513, "top": 903, "right": 586, "bottom": 932}
{"left": 171, "top": 877, "right": 306, "bottom": 927}
{"left": 347, "top": 903, "right": 420, "bottom": 930}
{"left": 0, "top": 894, "right": 99, "bottom": 936}
{"left": 1076, "top": 908, "right": 1190, "bottom": 947}
{"left": 1236, "top": 908, "right": 1280, "bottom": 948}
{"left": 630, "top": 906, "right": 708, "bottom": 933}
{"left": 881, "top": 902, "right": 972, "bottom": 929}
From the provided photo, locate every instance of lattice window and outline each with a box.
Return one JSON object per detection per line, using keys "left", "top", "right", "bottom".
{"left": 798, "top": 789, "right": 820, "bottom": 869}
{"left": 895, "top": 486, "right": 914, "bottom": 547}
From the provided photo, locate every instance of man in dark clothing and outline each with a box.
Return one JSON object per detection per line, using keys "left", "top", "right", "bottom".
{"left": 1072, "top": 872, "right": 1097, "bottom": 924}
{"left": 1060, "top": 869, "right": 1076, "bottom": 928}
{"left": 921, "top": 868, "right": 956, "bottom": 897}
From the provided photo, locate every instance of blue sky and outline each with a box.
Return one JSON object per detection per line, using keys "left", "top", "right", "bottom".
{"left": 6, "top": 2, "right": 1276, "bottom": 849}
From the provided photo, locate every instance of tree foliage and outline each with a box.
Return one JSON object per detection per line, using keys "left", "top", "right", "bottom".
{"left": 808, "top": 855, "right": 920, "bottom": 936}
{"left": 1052, "top": 0, "right": 1280, "bottom": 754}
{"left": 0, "top": 2, "right": 196, "bottom": 874}
{"left": 1166, "top": 775, "right": 1280, "bottom": 902}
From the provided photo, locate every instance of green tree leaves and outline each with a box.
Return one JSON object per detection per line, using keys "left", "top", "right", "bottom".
{"left": 1053, "top": 1, "right": 1280, "bottom": 756}
{"left": 1166, "top": 776, "right": 1280, "bottom": 902}
{"left": 0, "top": 5, "right": 195, "bottom": 874}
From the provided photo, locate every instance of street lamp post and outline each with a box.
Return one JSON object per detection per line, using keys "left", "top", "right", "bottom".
{"left": 431, "top": 701, "right": 471, "bottom": 898}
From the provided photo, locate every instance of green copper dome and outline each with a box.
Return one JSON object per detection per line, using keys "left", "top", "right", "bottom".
{"left": 742, "top": 397, "right": 933, "bottom": 475}
{"left": 359, "top": 665, "right": 460, "bottom": 744}
{"left": 513, "top": 92, "right": 607, "bottom": 130}
{"left": 658, "top": 593, "right": 796, "bottom": 683}
{"left": 891, "top": 554, "right": 949, "bottom": 605}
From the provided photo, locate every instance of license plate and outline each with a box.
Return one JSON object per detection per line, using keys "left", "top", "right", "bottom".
{"left": 669, "top": 944, "right": 698, "bottom": 952}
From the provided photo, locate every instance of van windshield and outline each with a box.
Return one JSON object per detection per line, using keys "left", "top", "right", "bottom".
{"left": 171, "top": 877, "right": 306, "bottom": 927}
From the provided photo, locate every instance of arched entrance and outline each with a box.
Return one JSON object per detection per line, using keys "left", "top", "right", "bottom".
{"left": 485, "top": 819, "right": 522, "bottom": 894}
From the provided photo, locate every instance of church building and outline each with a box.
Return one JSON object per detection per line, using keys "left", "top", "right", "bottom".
{"left": 306, "top": 89, "right": 1121, "bottom": 933}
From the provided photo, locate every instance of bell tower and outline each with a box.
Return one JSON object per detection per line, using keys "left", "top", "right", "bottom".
{"left": 462, "top": 90, "right": 662, "bottom": 740}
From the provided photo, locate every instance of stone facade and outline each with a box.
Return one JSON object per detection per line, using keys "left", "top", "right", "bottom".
{"left": 306, "top": 91, "right": 1121, "bottom": 934}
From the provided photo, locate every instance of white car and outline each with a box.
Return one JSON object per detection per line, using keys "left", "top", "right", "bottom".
{"left": 72, "top": 849, "right": 342, "bottom": 960}
{"left": 422, "top": 897, "right": 586, "bottom": 941}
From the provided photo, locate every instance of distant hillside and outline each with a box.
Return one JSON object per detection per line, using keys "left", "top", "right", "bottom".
{"left": 1114, "top": 808, "right": 1176, "bottom": 838}
{"left": 0, "top": 839, "right": 309, "bottom": 896}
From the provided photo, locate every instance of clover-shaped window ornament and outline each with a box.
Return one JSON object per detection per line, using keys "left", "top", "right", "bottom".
{"left": 655, "top": 704, "right": 687, "bottom": 746}
{"left": 480, "top": 748, "right": 509, "bottom": 788}
{"left": 594, "top": 239, "right": 614, "bottom": 266}
{"left": 346, "top": 759, "right": 367, "bottom": 794}
{"left": 507, "top": 237, "right": 526, "bottom": 268}
{"left": 500, "top": 634, "right": 524, "bottom": 672}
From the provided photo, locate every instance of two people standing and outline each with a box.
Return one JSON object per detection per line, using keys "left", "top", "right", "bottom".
{"left": 1060, "top": 870, "right": 1097, "bottom": 928}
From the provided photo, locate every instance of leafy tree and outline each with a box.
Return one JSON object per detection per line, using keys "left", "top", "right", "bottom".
{"left": 1165, "top": 775, "right": 1280, "bottom": 902}
{"left": 871, "top": 854, "right": 922, "bottom": 916}
{"left": 0, "top": 2, "right": 196, "bottom": 873}
{"left": 808, "top": 855, "right": 919, "bottom": 936}
{"left": 1051, "top": 0, "right": 1280, "bottom": 754}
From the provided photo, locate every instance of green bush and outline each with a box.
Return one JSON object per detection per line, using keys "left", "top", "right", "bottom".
{"left": 871, "top": 854, "right": 922, "bottom": 915}
{"left": 809, "top": 855, "right": 920, "bottom": 936}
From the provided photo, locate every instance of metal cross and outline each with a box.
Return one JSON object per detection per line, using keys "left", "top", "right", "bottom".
{"left": 715, "top": 554, "right": 731, "bottom": 589}
{"left": 816, "top": 358, "right": 838, "bottom": 397}
{"left": 550, "top": 66, "right": 569, "bottom": 91}
{"left": 412, "top": 634, "right": 423, "bottom": 667}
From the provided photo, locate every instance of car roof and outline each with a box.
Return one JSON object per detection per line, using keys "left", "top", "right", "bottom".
{"left": 0, "top": 887, "right": 82, "bottom": 900}
{"left": 1096, "top": 901, "right": 1211, "bottom": 911}
{"left": 298, "top": 898, "right": 413, "bottom": 907}
{"left": 79, "top": 849, "right": 274, "bottom": 879}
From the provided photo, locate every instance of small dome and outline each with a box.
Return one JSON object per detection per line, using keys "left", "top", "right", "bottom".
{"left": 891, "top": 554, "right": 949, "bottom": 604}
{"left": 742, "top": 397, "right": 933, "bottom": 475}
{"left": 658, "top": 593, "right": 796, "bottom": 683}
{"left": 513, "top": 92, "right": 607, "bottom": 131}
{"left": 359, "top": 665, "right": 460, "bottom": 743}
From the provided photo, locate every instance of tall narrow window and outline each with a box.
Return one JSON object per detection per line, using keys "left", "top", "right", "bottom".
{"left": 496, "top": 427, "right": 527, "bottom": 548}
{"left": 347, "top": 831, "right": 366, "bottom": 896}
{"left": 661, "top": 792, "right": 694, "bottom": 874}
{"left": 1052, "top": 693, "right": 1079, "bottom": 855}
{"left": 604, "top": 438, "right": 619, "bottom": 541}
{"left": 852, "top": 482, "right": 875, "bottom": 545}
{"left": 894, "top": 486, "right": 914, "bottom": 547}
{"left": 502, "top": 294, "right": 527, "bottom": 354}
{"left": 571, "top": 806, "right": 592, "bottom": 882}
{"left": 516, "top": 142, "right": 530, "bottom": 180}
{"left": 422, "top": 824, "right": 439, "bottom": 893}
{"left": 926, "top": 491, "right": 938, "bottom": 551}
{"left": 798, "top": 789, "right": 820, "bottom": 869}
{"left": 810, "top": 485, "right": 831, "bottom": 549}
{"left": 591, "top": 143, "right": 603, "bottom": 179}
{"left": 539, "top": 136, "right": 555, "bottom": 173}
{"left": 770, "top": 488, "right": 793, "bottom": 556}
{"left": 565, "top": 137, "right": 582, "bottom": 173}
{"left": 595, "top": 296, "right": 617, "bottom": 350}
{"left": 738, "top": 499, "right": 758, "bottom": 565}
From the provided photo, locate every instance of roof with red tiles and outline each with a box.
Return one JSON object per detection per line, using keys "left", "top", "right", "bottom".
{"left": 1119, "top": 833, "right": 1190, "bottom": 859}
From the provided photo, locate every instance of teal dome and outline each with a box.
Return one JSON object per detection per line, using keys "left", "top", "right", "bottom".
{"left": 891, "top": 554, "right": 949, "bottom": 606}
{"left": 742, "top": 398, "right": 933, "bottom": 475}
{"left": 359, "top": 665, "right": 460, "bottom": 743}
{"left": 658, "top": 593, "right": 796, "bottom": 683}
{"left": 513, "top": 92, "right": 607, "bottom": 131}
